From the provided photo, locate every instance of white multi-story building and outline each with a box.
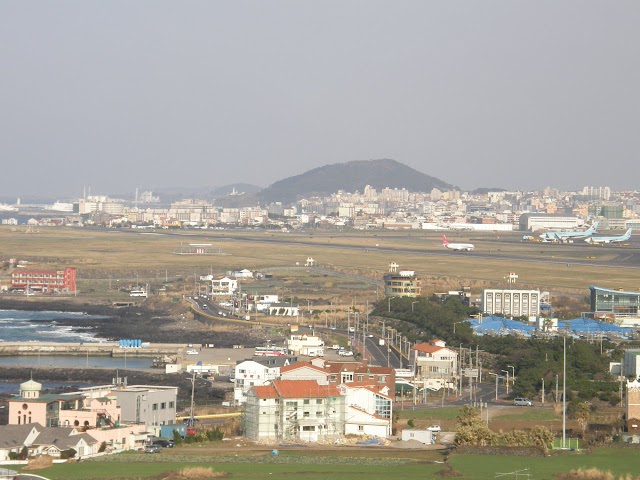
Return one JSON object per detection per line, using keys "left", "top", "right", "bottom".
{"left": 286, "top": 334, "right": 324, "bottom": 357}
{"left": 412, "top": 340, "right": 458, "bottom": 390}
{"left": 340, "top": 384, "right": 392, "bottom": 437}
{"left": 278, "top": 362, "right": 394, "bottom": 438}
{"left": 233, "top": 357, "right": 291, "bottom": 404}
{"left": 483, "top": 289, "right": 541, "bottom": 318}
{"left": 209, "top": 277, "right": 237, "bottom": 296}
{"left": 244, "top": 380, "right": 345, "bottom": 442}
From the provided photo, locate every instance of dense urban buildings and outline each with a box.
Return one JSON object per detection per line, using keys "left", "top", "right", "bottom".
{"left": 2, "top": 184, "right": 640, "bottom": 234}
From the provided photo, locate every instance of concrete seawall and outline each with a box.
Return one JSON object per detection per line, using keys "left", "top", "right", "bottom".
{"left": 0, "top": 342, "right": 181, "bottom": 357}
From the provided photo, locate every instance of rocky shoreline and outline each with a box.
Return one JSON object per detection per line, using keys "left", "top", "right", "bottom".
{"left": 0, "top": 296, "right": 279, "bottom": 346}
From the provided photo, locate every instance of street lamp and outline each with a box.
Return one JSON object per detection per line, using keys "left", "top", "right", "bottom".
{"left": 411, "top": 301, "right": 418, "bottom": 312}
{"left": 388, "top": 296, "right": 396, "bottom": 313}
{"left": 487, "top": 372, "right": 499, "bottom": 401}
{"left": 501, "top": 370, "right": 509, "bottom": 395}
{"left": 453, "top": 320, "right": 465, "bottom": 334}
{"left": 507, "top": 365, "right": 515, "bottom": 385}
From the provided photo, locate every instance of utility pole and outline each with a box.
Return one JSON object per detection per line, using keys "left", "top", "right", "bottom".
{"left": 541, "top": 378, "right": 545, "bottom": 404}
{"left": 189, "top": 370, "right": 196, "bottom": 427}
{"left": 563, "top": 335, "right": 566, "bottom": 449}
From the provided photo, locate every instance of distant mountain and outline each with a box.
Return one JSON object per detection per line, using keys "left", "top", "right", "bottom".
{"left": 257, "top": 159, "right": 455, "bottom": 204}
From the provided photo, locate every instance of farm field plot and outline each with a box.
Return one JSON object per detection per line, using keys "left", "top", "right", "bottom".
{"left": 23, "top": 446, "right": 640, "bottom": 480}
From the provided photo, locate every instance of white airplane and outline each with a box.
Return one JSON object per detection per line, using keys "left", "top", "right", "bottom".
{"left": 584, "top": 228, "right": 633, "bottom": 245}
{"left": 539, "top": 222, "right": 599, "bottom": 242}
{"left": 442, "top": 234, "right": 474, "bottom": 251}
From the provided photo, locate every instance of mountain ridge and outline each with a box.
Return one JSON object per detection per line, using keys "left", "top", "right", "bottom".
{"left": 257, "top": 159, "right": 455, "bottom": 204}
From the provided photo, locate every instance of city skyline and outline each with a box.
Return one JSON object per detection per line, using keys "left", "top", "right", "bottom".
{"left": 2, "top": 1, "right": 639, "bottom": 197}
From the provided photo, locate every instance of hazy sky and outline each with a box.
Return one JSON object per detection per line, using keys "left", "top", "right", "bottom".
{"left": 2, "top": 1, "right": 639, "bottom": 198}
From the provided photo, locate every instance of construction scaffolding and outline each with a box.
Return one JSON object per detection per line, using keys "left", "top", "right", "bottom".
{"left": 244, "top": 386, "right": 346, "bottom": 442}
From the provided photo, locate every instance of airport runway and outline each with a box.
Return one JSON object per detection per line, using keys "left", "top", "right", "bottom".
{"left": 209, "top": 231, "right": 640, "bottom": 269}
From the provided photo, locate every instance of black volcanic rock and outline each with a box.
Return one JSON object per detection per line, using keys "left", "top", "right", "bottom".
{"left": 257, "top": 159, "right": 455, "bottom": 204}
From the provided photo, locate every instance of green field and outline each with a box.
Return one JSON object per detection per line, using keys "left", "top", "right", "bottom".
{"left": 491, "top": 408, "right": 560, "bottom": 422}
{"left": 18, "top": 447, "right": 640, "bottom": 480}
{"left": 397, "top": 406, "right": 462, "bottom": 421}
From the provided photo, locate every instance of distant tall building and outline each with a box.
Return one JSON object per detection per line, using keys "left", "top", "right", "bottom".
{"left": 581, "top": 186, "right": 611, "bottom": 200}
{"left": 363, "top": 185, "right": 377, "bottom": 199}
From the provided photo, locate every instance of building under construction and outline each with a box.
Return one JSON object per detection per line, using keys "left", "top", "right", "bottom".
{"left": 244, "top": 380, "right": 345, "bottom": 442}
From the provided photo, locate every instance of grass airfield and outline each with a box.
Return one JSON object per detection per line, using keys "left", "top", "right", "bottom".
{"left": 0, "top": 226, "right": 638, "bottom": 296}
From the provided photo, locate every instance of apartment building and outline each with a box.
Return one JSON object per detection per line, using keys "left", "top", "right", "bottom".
{"left": 10, "top": 267, "right": 76, "bottom": 294}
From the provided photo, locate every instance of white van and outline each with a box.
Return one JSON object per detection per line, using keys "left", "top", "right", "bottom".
{"left": 514, "top": 397, "right": 533, "bottom": 406}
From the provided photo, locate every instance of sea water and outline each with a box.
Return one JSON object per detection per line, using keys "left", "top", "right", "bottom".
{"left": 0, "top": 309, "right": 152, "bottom": 369}
{"left": 0, "top": 309, "right": 107, "bottom": 343}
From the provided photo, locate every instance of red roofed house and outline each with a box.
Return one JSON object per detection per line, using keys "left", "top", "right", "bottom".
{"left": 245, "top": 380, "right": 345, "bottom": 442}
{"left": 277, "top": 361, "right": 394, "bottom": 439}
{"left": 413, "top": 341, "right": 458, "bottom": 391}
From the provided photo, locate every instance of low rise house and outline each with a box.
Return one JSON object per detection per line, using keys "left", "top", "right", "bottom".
{"left": 230, "top": 269, "right": 253, "bottom": 278}
{"left": 5, "top": 379, "right": 176, "bottom": 458}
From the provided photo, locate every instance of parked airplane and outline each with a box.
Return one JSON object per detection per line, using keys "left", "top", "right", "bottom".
{"left": 584, "top": 228, "right": 633, "bottom": 245}
{"left": 442, "top": 234, "right": 474, "bottom": 251}
{"left": 539, "top": 222, "right": 599, "bottom": 242}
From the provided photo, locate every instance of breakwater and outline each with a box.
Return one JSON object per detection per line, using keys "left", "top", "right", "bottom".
{"left": 0, "top": 342, "right": 181, "bottom": 357}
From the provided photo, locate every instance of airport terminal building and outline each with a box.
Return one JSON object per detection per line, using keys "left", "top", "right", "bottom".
{"left": 590, "top": 285, "right": 640, "bottom": 324}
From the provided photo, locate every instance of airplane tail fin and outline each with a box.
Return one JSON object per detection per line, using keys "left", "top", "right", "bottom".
{"left": 442, "top": 234, "right": 449, "bottom": 245}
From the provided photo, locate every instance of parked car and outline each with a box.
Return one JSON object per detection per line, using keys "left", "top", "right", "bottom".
{"left": 186, "top": 349, "right": 198, "bottom": 355}
{"left": 144, "top": 444, "right": 162, "bottom": 453}
{"left": 427, "top": 425, "right": 441, "bottom": 432}
{"left": 153, "top": 439, "right": 175, "bottom": 448}
{"left": 514, "top": 397, "right": 533, "bottom": 406}
{"left": 338, "top": 350, "right": 354, "bottom": 356}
